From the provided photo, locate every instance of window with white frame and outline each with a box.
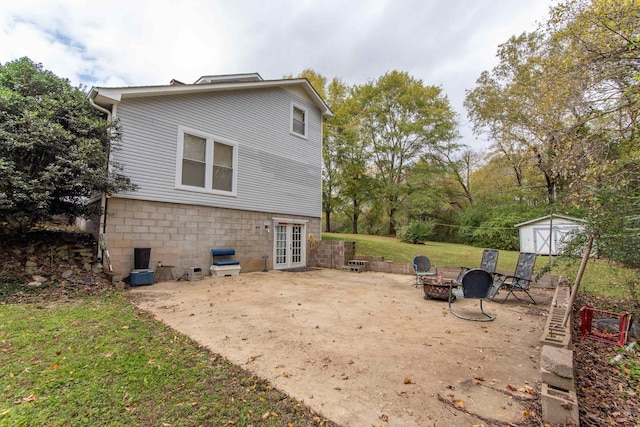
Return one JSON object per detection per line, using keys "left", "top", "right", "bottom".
{"left": 291, "top": 103, "right": 307, "bottom": 138}
{"left": 176, "top": 127, "right": 237, "bottom": 195}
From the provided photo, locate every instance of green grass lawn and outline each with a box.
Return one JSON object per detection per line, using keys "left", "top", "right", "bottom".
{"left": 0, "top": 293, "right": 330, "bottom": 426}
{"left": 323, "top": 232, "right": 637, "bottom": 300}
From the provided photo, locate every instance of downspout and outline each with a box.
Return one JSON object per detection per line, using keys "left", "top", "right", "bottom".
{"left": 89, "top": 91, "right": 112, "bottom": 263}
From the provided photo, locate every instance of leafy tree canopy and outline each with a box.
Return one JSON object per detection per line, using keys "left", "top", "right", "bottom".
{"left": 0, "top": 57, "right": 135, "bottom": 233}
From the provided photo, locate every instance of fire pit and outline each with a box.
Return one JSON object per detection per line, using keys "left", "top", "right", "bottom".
{"left": 420, "top": 277, "right": 456, "bottom": 301}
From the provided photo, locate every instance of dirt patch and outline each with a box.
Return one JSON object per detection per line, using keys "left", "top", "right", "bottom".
{"left": 129, "top": 268, "right": 553, "bottom": 426}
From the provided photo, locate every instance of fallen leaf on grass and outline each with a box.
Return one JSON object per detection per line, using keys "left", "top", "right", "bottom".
{"left": 51, "top": 362, "right": 60, "bottom": 369}
{"left": 14, "top": 394, "right": 37, "bottom": 405}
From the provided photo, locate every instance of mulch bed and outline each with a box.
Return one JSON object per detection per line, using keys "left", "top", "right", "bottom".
{"left": 573, "top": 294, "right": 640, "bottom": 426}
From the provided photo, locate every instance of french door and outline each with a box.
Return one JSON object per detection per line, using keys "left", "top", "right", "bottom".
{"left": 274, "top": 222, "right": 305, "bottom": 270}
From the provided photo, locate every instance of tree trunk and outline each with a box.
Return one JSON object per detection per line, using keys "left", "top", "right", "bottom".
{"left": 351, "top": 214, "right": 359, "bottom": 234}
{"left": 351, "top": 200, "right": 360, "bottom": 234}
{"left": 324, "top": 210, "right": 331, "bottom": 233}
{"left": 388, "top": 207, "right": 397, "bottom": 236}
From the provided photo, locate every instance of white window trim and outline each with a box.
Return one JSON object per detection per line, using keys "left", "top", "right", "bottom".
{"left": 175, "top": 125, "right": 238, "bottom": 196}
{"left": 290, "top": 102, "right": 308, "bottom": 139}
{"left": 273, "top": 217, "right": 309, "bottom": 226}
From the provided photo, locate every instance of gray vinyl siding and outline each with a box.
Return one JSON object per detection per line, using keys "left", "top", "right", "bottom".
{"left": 111, "top": 87, "right": 322, "bottom": 218}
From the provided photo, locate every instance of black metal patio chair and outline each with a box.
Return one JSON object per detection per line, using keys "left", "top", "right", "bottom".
{"left": 455, "top": 249, "right": 499, "bottom": 284}
{"left": 448, "top": 268, "right": 495, "bottom": 322}
{"left": 489, "top": 252, "right": 537, "bottom": 304}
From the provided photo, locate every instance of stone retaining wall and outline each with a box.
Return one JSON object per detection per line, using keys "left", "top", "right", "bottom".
{"left": 309, "top": 240, "right": 560, "bottom": 286}
{"left": 309, "top": 241, "right": 355, "bottom": 269}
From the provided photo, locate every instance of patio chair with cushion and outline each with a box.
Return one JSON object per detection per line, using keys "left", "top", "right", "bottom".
{"left": 412, "top": 255, "right": 437, "bottom": 287}
{"left": 489, "top": 252, "right": 537, "bottom": 304}
{"left": 455, "top": 249, "right": 499, "bottom": 283}
{"left": 448, "top": 268, "right": 495, "bottom": 322}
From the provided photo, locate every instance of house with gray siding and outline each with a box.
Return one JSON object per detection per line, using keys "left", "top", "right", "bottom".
{"left": 88, "top": 73, "right": 332, "bottom": 276}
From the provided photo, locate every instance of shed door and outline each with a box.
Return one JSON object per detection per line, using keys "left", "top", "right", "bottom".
{"left": 533, "top": 226, "right": 579, "bottom": 255}
{"left": 533, "top": 227, "right": 553, "bottom": 255}
{"left": 274, "top": 222, "right": 305, "bottom": 270}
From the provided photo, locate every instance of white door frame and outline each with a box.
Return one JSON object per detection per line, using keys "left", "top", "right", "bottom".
{"left": 272, "top": 218, "right": 307, "bottom": 270}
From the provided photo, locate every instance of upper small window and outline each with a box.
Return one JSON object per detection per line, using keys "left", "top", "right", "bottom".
{"left": 291, "top": 103, "right": 307, "bottom": 138}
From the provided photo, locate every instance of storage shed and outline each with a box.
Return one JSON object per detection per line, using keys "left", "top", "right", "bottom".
{"left": 515, "top": 215, "right": 586, "bottom": 255}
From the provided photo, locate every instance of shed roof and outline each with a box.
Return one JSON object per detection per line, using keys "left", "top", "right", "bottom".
{"left": 514, "top": 214, "right": 586, "bottom": 228}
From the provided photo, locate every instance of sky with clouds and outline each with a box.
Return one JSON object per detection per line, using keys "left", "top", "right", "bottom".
{"left": 1, "top": 0, "right": 554, "bottom": 149}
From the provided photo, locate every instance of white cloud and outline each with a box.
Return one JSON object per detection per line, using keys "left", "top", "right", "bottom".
{"left": 0, "top": 0, "right": 553, "bottom": 148}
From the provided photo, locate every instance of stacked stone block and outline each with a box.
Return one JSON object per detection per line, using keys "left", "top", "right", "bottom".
{"left": 539, "top": 280, "right": 579, "bottom": 425}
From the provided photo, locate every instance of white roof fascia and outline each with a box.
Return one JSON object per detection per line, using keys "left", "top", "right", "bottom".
{"left": 90, "top": 78, "right": 333, "bottom": 118}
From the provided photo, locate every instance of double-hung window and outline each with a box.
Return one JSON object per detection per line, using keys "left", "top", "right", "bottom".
{"left": 291, "top": 103, "right": 308, "bottom": 138}
{"left": 176, "top": 126, "right": 237, "bottom": 195}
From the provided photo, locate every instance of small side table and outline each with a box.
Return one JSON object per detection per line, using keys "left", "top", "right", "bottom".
{"left": 154, "top": 265, "right": 178, "bottom": 282}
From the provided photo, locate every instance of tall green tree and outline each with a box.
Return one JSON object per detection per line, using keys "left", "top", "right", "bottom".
{"left": 0, "top": 57, "right": 135, "bottom": 233}
{"left": 549, "top": 0, "right": 640, "bottom": 268}
{"left": 334, "top": 102, "right": 377, "bottom": 234}
{"left": 465, "top": 30, "right": 596, "bottom": 206}
{"left": 354, "top": 71, "right": 458, "bottom": 235}
{"left": 464, "top": 0, "right": 640, "bottom": 265}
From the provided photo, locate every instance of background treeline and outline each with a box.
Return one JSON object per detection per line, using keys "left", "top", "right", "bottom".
{"left": 302, "top": 0, "right": 638, "bottom": 267}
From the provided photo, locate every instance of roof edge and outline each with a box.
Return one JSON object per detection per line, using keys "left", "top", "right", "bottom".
{"left": 90, "top": 77, "right": 333, "bottom": 118}
{"left": 514, "top": 214, "right": 587, "bottom": 228}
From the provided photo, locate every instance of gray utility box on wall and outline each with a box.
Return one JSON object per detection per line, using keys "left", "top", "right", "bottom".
{"left": 185, "top": 267, "right": 204, "bottom": 281}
